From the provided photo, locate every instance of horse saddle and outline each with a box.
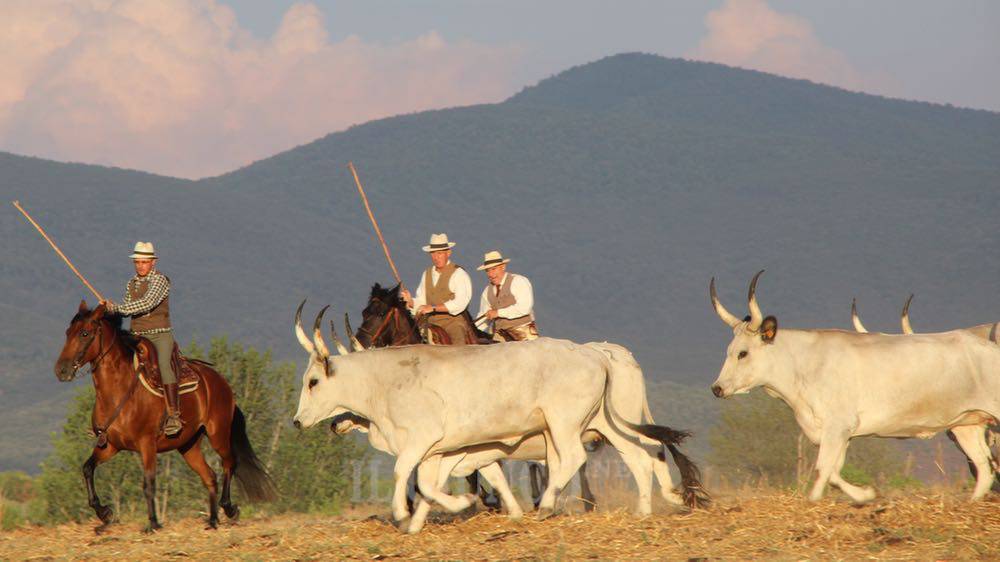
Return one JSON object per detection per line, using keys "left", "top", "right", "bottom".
{"left": 133, "top": 340, "right": 203, "bottom": 397}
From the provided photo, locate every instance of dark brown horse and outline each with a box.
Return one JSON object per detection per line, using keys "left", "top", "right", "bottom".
{"left": 353, "top": 283, "right": 492, "bottom": 348}
{"left": 54, "top": 301, "right": 277, "bottom": 533}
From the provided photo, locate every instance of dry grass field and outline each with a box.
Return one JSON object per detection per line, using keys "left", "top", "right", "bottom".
{"left": 2, "top": 490, "right": 999, "bottom": 560}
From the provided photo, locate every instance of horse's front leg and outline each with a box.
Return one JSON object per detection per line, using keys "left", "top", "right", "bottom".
{"left": 83, "top": 443, "right": 119, "bottom": 534}
{"left": 139, "top": 441, "right": 162, "bottom": 533}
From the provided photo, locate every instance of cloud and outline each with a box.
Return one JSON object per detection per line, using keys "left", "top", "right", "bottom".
{"left": 689, "top": 0, "right": 868, "bottom": 91}
{"left": 0, "top": 0, "right": 523, "bottom": 178}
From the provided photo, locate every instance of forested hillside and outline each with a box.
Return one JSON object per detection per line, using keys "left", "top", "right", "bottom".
{"left": 3, "top": 53, "right": 998, "bottom": 471}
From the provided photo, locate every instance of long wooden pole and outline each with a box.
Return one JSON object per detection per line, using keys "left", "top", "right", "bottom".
{"left": 12, "top": 200, "right": 105, "bottom": 301}
{"left": 347, "top": 162, "right": 404, "bottom": 289}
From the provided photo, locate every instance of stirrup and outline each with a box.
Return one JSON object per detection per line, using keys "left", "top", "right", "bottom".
{"left": 163, "top": 414, "right": 183, "bottom": 436}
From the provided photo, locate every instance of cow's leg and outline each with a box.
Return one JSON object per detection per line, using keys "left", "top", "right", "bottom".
{"left": 950, "top": 425, "right": 995, "bottom": 500}
{"left": 408, "top": 454, "right": 465, "bottom": 534}
{"left": 414, "top": 454, "right": 477, "bottom": 514}
{"left": 537, "top": 429, "right": 588, "bottom": 517}
{"left": 392, "top": 448, "right": 431, "bottom": 523}
{"left": 651, "top": 449, "right": 685, "bottom": 506}
{"left": 476, "top": 462, "right": 524, "bottom": 520}
{"left": 809, "top": 429, "right": 850, "bottom": 502}
{"left": 827, "top": 445, "right": 876, "bottom": 504}
{"left": 589, "top": 420, "right": 654, "bottom": 515}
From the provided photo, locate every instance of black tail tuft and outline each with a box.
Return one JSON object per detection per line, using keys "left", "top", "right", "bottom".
{"left": 230, "top": 406, "right": 279, "bottom": 503}
{"left": 633, "top": 423, "right": 691, "bottom": 446}
{"left": 666, "top": 444, "right": 711, "bottom": 509}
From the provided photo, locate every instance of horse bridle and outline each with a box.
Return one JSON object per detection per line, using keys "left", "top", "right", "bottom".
{"left": 70, "top": 319, "right": 116, "bottom": 378}
{"left": 357, "top": 306, "right": 413, "bottom": 347}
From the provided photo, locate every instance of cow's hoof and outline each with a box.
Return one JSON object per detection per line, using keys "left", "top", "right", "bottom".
{"left": 851, "top": 487, "right": 877, "bottom": 505}
{"left": 536, "top": 507, "right": 556, "bottom": 521}
{"left": 142, "top": 521, "right": 163, "bottom": 534}
{"left": 395, "top": 515, "right": 412, "bottom": 532}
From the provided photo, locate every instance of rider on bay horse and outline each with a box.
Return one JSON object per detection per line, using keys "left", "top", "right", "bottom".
{"left": 474, "top": 250, "right": 540, "bottom": 342}
{"left": 400, "top": 233, "right": 474, "bottom": 345}
{"left": 100, "top": 241, "right": 182, "bottom": 436}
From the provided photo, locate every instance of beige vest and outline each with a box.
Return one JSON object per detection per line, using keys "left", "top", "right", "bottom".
{"left": 423, "top": 263, "right": 468, "bottom": 341}
{"left": 425, "top": 262, "right": 460, "bottom": 307}
{"left": 128, "top": 273, "right": 171, "bottom": 333}
{"left": 486, "top": 273, "right": 533, "bottom": 331}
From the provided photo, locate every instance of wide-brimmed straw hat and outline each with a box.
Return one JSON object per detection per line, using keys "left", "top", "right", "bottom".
{"left": 422, "top": 233, "right": 457, "bottom": 253}
{"left": 477, "top": 250, "right": 511, "bottom": 271}
{"left": 129, "top": 241, "right": 157, "bottom": 260}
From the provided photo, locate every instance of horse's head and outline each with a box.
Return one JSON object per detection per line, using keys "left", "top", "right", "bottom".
{"left": 55, "top": 300, "right": 110, "bottom": 381}
{"left": 355, "top": 283, "right": 410, "bottom": 348}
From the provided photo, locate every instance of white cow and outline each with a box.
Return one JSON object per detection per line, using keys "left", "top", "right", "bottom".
{"left": 710, "top": 272, "right": 1000, "bottom": 502}
{"left": 331, "top": 341, "right": 701, "bottom": 532}
{"left": 292, "top": 305, "right": 700, "bottom": 531}
{"left": 852, "top": 296, "right": 1000, "bottom": 491}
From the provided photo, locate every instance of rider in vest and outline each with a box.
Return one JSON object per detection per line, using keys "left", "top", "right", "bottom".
{"left": 100, "top": 241, "right": 182, "bottom": 436}
{"left": 401, "top": 233, "right": 473, "bottom": 345}
{"left": 474, "top": 250, "right": 539, "bottom": 342}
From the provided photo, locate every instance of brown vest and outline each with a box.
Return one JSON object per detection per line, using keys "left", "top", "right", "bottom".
{"left": 486, "top": 273, "right": 533, "bottom": 330}
{"left": 128, "top": 272, "right": 171, "bottom": 333}
{"left": 425, "top": 262, "right": 459, "bottom": 307}
{"left": 423, "top": 262, "right": 469, "bottom": 341}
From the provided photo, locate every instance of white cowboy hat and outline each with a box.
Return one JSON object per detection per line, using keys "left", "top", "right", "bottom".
{"left": 129, "top": 241, "right": 157, "bottom": 259}
{"left": 422, "top": 233, "right": 457, "bottom": 253}
{"left": 477, "top": 250, "right": 511, "bottom": 271}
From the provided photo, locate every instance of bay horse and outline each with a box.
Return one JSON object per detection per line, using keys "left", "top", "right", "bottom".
{"left": 54, "top": 301, "right": 277, "bottom": 533}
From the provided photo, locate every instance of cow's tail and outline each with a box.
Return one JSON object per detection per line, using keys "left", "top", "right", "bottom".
{"left": 597, "top": 351, "right": 710, "bottom": 509}
{"left": 230, "top": 405, "right": 279, "bottom": 502}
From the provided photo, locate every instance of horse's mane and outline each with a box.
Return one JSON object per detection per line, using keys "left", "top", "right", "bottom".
{"left": 369, "top": 283, "right": 406, "bottom": 309}
{"left": 73, "top": 308, "right": 141, "bottom": 356}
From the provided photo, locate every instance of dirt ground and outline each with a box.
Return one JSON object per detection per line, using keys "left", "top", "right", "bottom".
{"left": 2, "top": 491, "right": 999, "bottom": 560}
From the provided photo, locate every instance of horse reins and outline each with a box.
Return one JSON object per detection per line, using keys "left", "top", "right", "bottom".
{"left": 75, "top": 319, "right": 141, "bottom": 448}
{"left": 360, "top": 306, "right": 415, "bottom": 347}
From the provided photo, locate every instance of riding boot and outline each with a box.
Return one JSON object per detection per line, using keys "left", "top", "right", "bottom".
{"left": 163, "top": 383, "right": 183, "bottom": 436}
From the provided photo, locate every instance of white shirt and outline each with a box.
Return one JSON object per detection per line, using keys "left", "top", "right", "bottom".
{"left": 475, "top": 273, "right": 534, "bottom": 332}
{"left": 410, "top": 262, "right": 472, "bottom": 316}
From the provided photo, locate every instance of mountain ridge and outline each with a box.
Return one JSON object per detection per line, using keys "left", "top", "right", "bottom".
{"left": 2, "top": 53, "right": 998, "bottom": 472}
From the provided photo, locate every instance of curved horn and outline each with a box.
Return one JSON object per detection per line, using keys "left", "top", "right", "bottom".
{"left": 851, "top": 298, "right": 868, "bottom": 333}
{"left": 710, "top": 277, "right": 741, "bottom": 328}
{"left": 313, "top": 305, "right": 331, "bottom": 358}
{"left": 747, "top": 269, "right": 765, "bottom": 331}
{"left": 295, "top": 299, "right": 315, "bottom": 354}
{"left": 344, "top": 313, "right": 365, "bottom": 352}
{"left": 328, "top": 320, "right": 350, "bottom": 355}
{"left": 901, "top": 294, "right": 915, "bottom": 335}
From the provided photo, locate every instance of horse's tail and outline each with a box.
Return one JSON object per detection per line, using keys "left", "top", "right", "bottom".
{"left": 230, "top": 405, "right": 278, "bottom": 502}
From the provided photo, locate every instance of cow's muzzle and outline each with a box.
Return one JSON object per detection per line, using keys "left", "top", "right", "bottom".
{"left": 711, "top": 384, "right": 725, "bottom": 398}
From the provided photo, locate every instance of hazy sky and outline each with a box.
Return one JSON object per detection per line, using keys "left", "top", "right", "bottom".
{"left": 1, "top": 0, "right": 996, "bottom": 178}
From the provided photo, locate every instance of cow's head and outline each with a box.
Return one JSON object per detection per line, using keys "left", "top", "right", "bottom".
{"left": 292, "top": 301, "right": 357, "bottom": 429}
{"left": 709, "top": 270, "right": 779, "bottom": 398}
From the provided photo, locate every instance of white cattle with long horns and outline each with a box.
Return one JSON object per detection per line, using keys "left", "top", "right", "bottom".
{"left": 331, "top": 340, "right": 702, "bottom": 532}
{"left": 710, "top": 271, "right": 1000, "bottom": 502}
{"left": 291, "top": 302, "right": 704, "bottom": 532}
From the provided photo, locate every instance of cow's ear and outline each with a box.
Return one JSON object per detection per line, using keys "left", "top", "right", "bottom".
{"left": 761, "top": 316, "right": 778, "bottom": 343}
